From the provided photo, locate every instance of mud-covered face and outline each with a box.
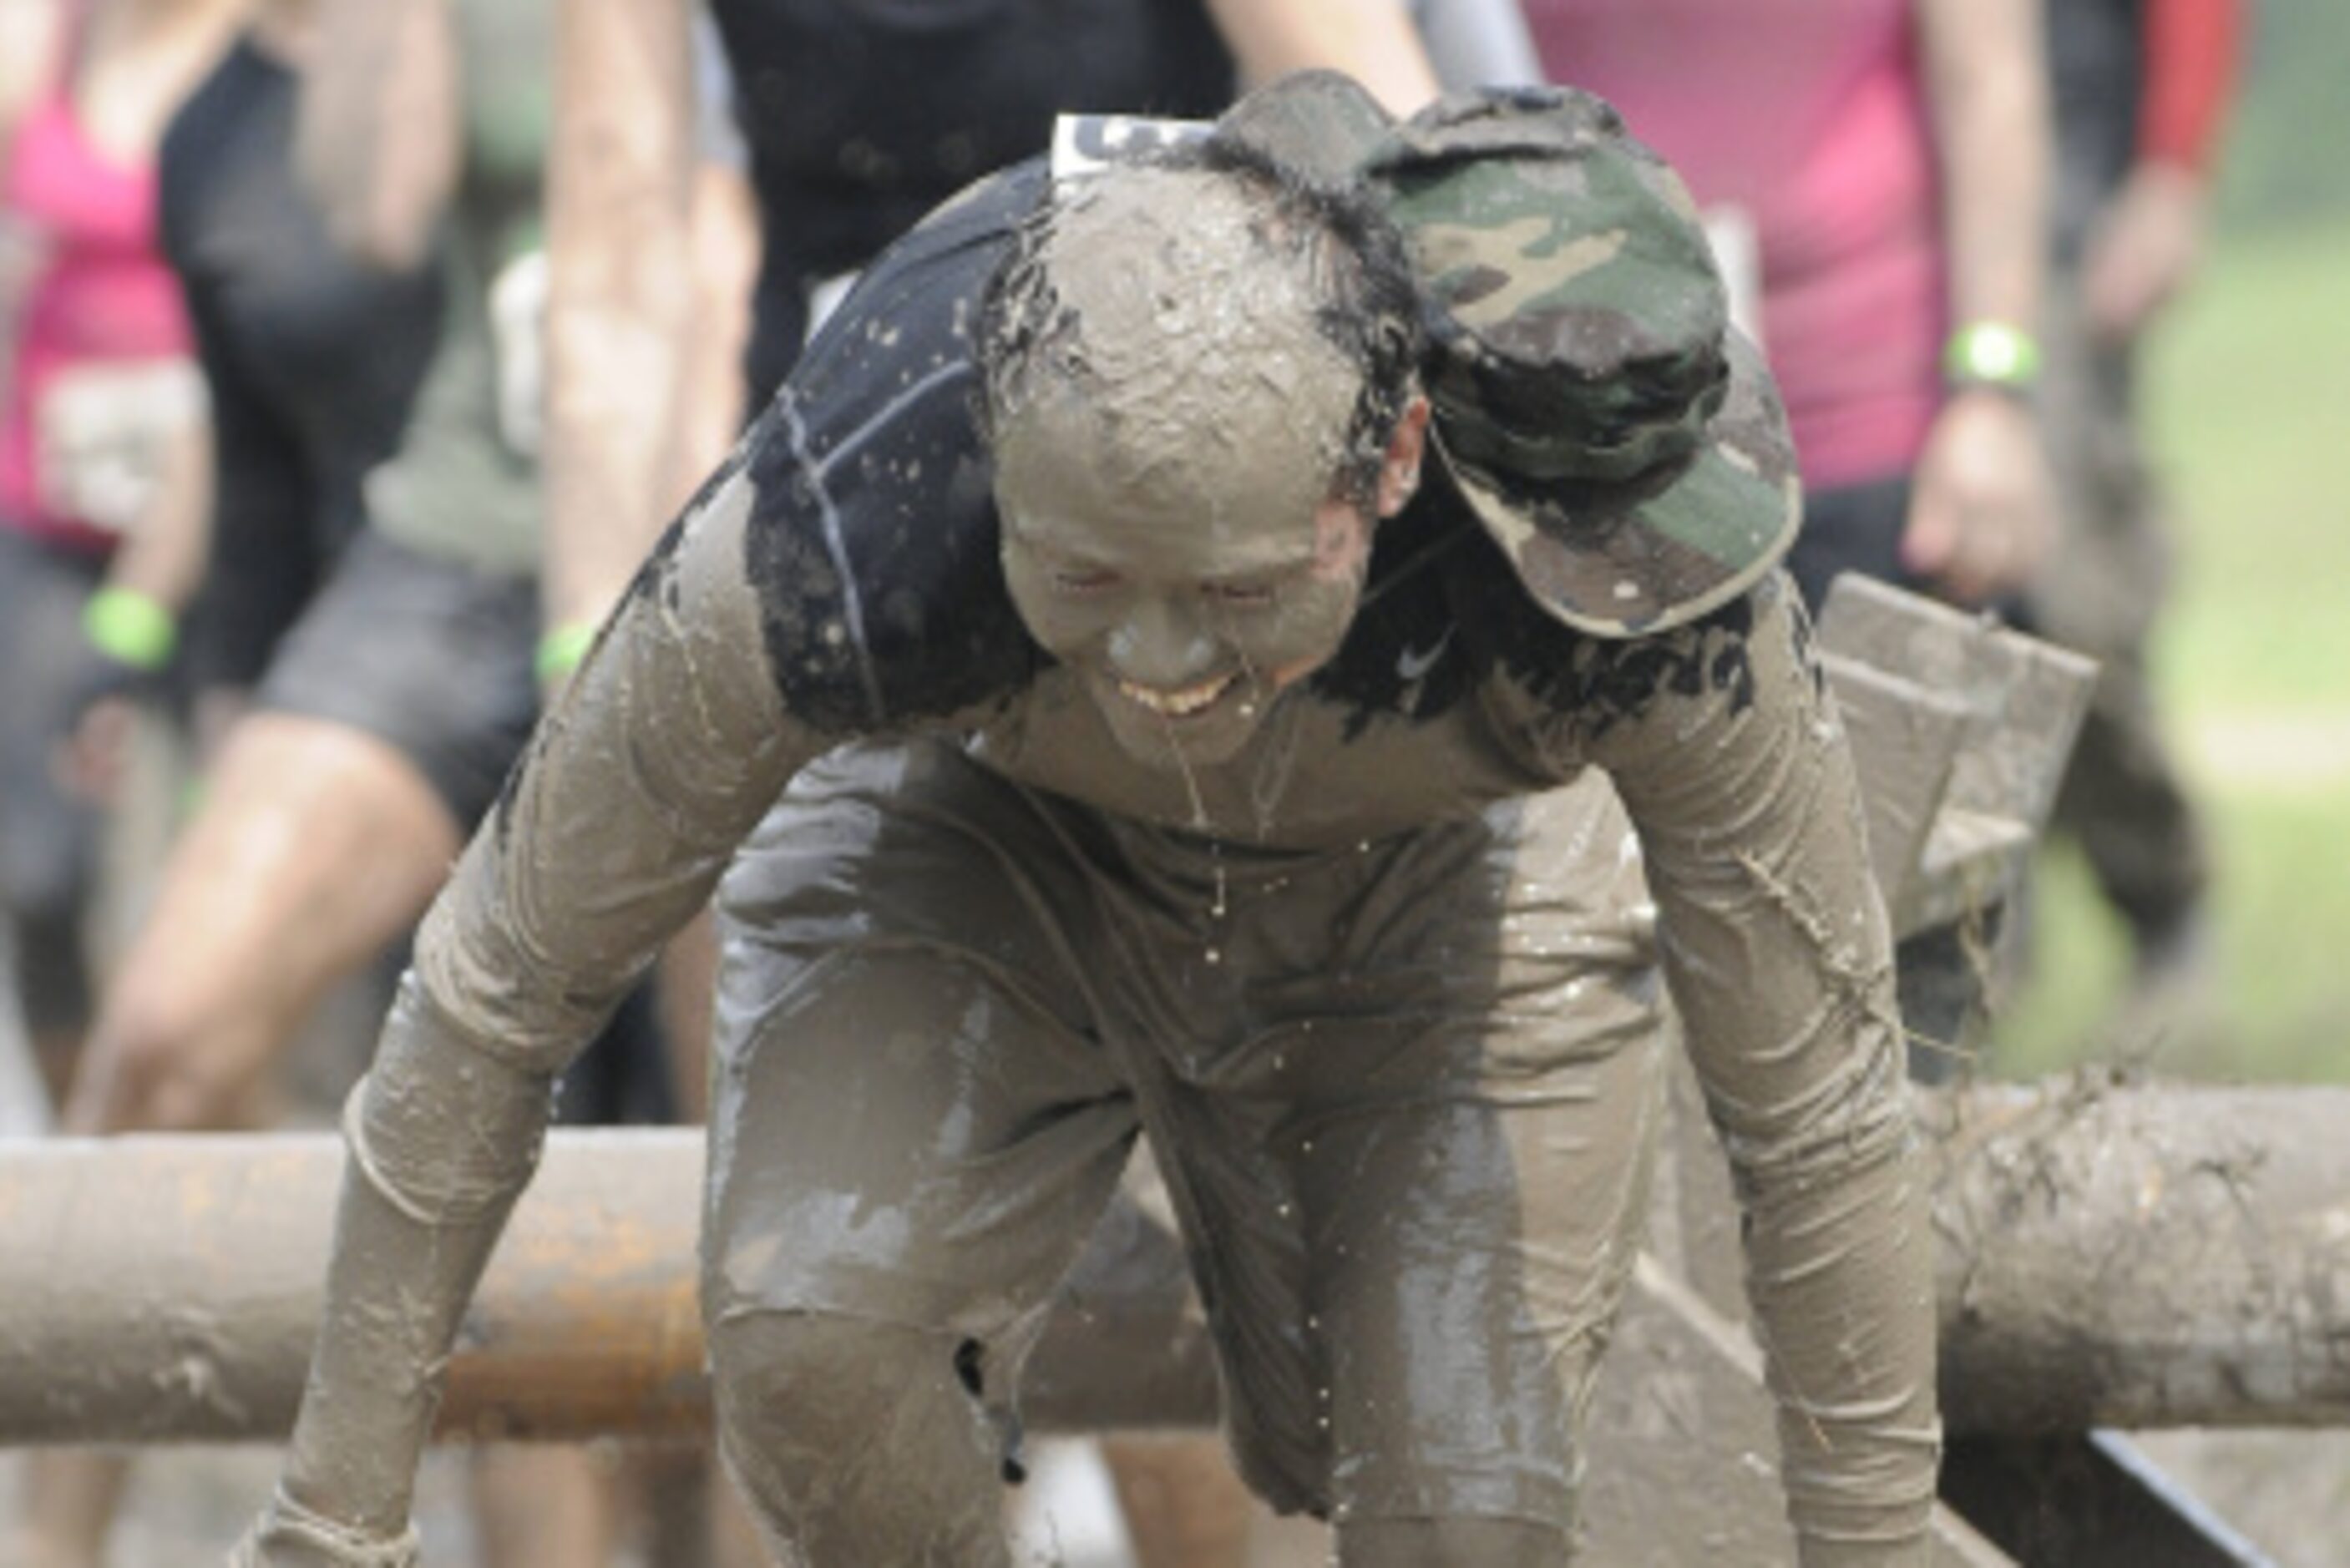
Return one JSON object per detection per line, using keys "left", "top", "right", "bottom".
{"left": 987, "top": 166, "right": 1426, "bottom": 771}
{"left": 998, "top": 393, "right": 1427, "bottom": 771}
{"left": 1000, "top": 453, "right": 1360, "bottom": 768}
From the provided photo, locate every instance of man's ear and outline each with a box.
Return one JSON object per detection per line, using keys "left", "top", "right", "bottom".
{"left": 1376, "top": 396, "right": 1432, "bottom": 518}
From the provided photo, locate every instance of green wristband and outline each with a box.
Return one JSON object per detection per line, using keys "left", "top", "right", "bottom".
{"left": 83, "top": 587, "right": 177, "bottom": 671}
{"left": 1943, "top": 320, "right": 2042, "bottom": 392}
{"left": 534, "top": 622, "right": 597, "bottom": 684}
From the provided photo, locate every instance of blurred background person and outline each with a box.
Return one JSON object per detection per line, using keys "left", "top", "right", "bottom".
{"left": 1521, "top": 0, "right": 2057, "bottom": 616}
{"left": 156, "top": 0, "right": 442, "bottom": 742}
{"left": 2028, "top": 0, "right": 2245, "bottom": 1025}
{"left": 28, "top": 0, "right": 681, "bottom": 1561}
{"left": 0, "top": 0, "right": 232, "bottom": 1121}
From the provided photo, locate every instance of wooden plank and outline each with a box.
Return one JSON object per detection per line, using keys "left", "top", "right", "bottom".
{"left": 1816, "top": 576, "right": 2096, "bottom": 841}
{"left": 1819, "top": 650, "right": 1971, "bottom": 919}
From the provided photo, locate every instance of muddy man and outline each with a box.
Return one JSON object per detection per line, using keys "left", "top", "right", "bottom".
{"left": 235, "top": 75, "right": 1940, "bottom": 1568}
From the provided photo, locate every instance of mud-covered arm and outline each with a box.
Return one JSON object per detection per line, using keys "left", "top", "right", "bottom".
{"left": 1507, "top": 574, "right": 1940, "bottom": 1563}
{"left": 236, "top": 463, "right": 815, "bottom": 1564}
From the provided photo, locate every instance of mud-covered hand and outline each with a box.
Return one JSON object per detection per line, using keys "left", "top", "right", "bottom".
{"left": 2084, "top": 162, "right": 2207, "bottom": 344}
{"left": 1899, "top": 387, "right": 2054, "bottom": 604}
{"left": 227, "top": 1485, "right": 421, "bottom": 1567}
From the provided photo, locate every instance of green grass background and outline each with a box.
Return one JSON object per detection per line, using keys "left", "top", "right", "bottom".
{"left": 1992, "top": 215, "right": 2350, "bottom": 1082}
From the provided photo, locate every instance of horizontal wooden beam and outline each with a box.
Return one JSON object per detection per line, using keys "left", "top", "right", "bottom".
{"left": 5, "top": 1077, "right": 2350, "bottom": 1446}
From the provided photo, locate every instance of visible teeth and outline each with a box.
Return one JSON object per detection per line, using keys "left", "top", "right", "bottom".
{"left": 1119, "top": 674, "right": 1233, "bottom": 716}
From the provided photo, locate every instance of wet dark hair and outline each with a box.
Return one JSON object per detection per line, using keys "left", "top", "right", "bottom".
{"left": 978, "top": 137, "right": 1423, "bottom": 510}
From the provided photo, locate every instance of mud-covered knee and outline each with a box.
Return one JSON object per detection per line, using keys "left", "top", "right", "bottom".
{"left": 1335, "top": 1515, "right": 1575, "bottom": 1568}
{"left": 708, "top": 1311, "right": 1014, "bottom": 1566}
{"left": 708, "top": 1310, "right": 960, "bottom": 1454}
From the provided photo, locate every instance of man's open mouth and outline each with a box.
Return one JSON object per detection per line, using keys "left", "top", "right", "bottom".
{"left": 1117, "top": 671, "right": 1238, "bottom": 718}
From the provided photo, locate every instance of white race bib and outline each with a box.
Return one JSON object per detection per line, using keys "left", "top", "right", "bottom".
{"left": 1049, "top": 114, "right": 1212, "bottom": 185}
{"left": 33, "top": 358, "right": 206, "bottom": 536}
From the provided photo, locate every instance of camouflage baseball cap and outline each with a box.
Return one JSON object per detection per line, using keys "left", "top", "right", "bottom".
{"left": 1368, "top": 87, "right": 1800, "bottom": 636}
{"left": 1212, "top": 77, "right": 1800, "bottom": 637}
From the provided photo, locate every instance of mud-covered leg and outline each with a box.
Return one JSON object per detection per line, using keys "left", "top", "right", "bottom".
{"left": 695, "top": 743, "right": 1159, "bottom": 1563}
{"left": 702, "top": 760, "right": 1137, "bottom": 1565}
{"left": 712, "top": 1311, "right": 1013, "bottom": 1566}
{"left": 1302, "top": 1076, "right": 1647, "bottom": 1568}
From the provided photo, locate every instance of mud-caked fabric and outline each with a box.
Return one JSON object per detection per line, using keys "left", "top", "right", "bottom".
{"left": 704, "top": 741, "right": 1667, "bottom": 1535}
{"left": 1487, "top": 572, "right": 1943, "bottom": 1555}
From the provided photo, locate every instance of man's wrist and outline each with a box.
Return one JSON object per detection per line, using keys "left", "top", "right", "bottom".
{"left": 1942, "top": 320, "right": 2041, "bottom": 400}
{"left": 236, "top": 1483, "right": 422, "bottom": 1567}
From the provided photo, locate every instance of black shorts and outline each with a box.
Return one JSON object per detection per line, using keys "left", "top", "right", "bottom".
{"left": 0, "top": 528, "right": 106, "bottom": 1029}
{"left": 256, "top": 528, "right": 538, "bottom": 832}
{"left": 257, "top": 528, "right": 676, "bottom": 1125}
{"left": 190, "top": 488, "right": 335, "bottom": 694}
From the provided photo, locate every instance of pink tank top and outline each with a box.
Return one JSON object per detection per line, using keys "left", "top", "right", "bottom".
{"left": 1520, "top": 0, "right": 1946, "bottom": 489}
{"left": 2, "top": 41, "right": 197, "bottom": 554}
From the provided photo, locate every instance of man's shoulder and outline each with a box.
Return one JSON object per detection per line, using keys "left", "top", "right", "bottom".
{"left": 725, "top": 166, "right": 1049, "bottom": 736}
{"left": 808, "top": 159, "right": 1048, "bottom": 362}
{"left": 1476, "top": 563, "right": 1799, "bottom": 758}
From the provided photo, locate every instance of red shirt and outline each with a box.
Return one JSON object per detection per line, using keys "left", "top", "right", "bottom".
{"left": 2141, "top": 0, "right": 2243, "bottom": 171}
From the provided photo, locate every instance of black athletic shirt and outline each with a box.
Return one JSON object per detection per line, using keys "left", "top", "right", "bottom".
{"left": 159, "top": 36, "right": 443, "bottom": 687}
{"left": 680, "top": 160, "right": 1770, "bottom": 817}
{"left": 704, "top": 0, "right": 1233, "bottom": 403}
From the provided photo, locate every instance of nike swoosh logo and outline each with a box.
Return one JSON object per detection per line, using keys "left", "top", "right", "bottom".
{"left": 1396, "top": 630, "right": 1455, "bottom": 683}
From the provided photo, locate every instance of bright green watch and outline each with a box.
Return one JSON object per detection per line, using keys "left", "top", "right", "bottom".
{"left": 84, "top": 586, "right": 178, "bottom": 671}
{"left": 1943, "top": 320, "right": 2042, "bottom": 395}
{"left": 534, "top": 621, "right": 597, "bottom": 685}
